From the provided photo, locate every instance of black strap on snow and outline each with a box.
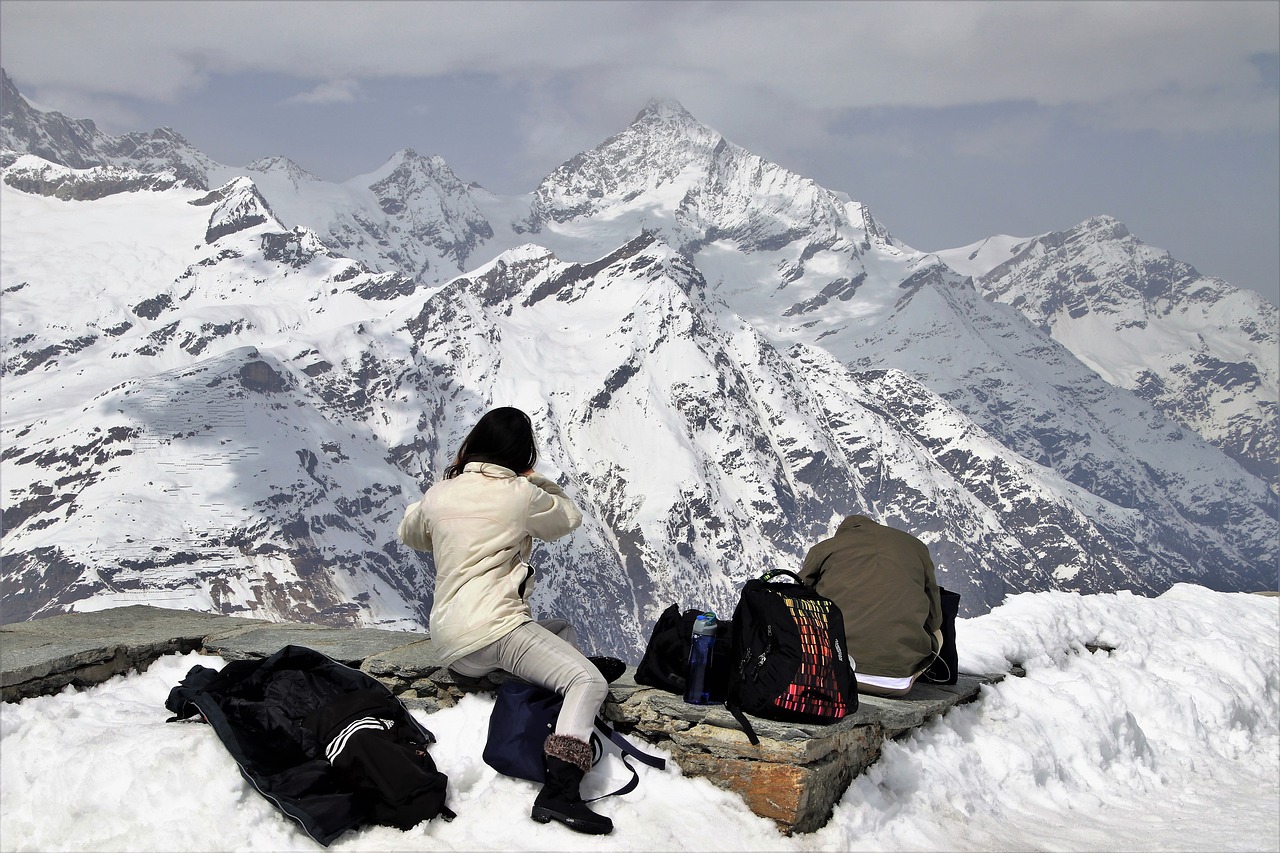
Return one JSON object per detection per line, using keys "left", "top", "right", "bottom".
{"left": 582, "top": 716, "right": 667, "bottom": 802}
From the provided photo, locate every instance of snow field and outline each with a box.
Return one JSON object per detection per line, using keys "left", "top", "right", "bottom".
{"left": 2, "top": 584, "right": 1275, "bottom": 852}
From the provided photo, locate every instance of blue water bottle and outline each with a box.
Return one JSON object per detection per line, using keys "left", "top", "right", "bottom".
{"left": 684, "top": 612, "right": 718, "bottom": 704}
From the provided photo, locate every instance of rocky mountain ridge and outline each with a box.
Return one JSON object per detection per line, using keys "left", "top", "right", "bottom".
{"left": 2, "top": 69, "right": 1275, "bottom": 655}
{"left": 936, "top": 216, "right": 1277, "bottom": 487}
{"left": 6, "top": 67, "right": 1271, "bottom": 486}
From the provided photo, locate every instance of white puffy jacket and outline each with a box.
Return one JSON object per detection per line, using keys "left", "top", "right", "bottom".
{"left": 397, "top": 462, "right": 583, "bottom": 666}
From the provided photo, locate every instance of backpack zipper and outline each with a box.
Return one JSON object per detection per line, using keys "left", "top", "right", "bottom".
{"left": 750, "top": 625, "right": 774, "bottom": 681}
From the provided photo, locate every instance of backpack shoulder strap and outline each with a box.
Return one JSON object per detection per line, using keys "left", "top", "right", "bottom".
{"left": 726, "top": 702, "right": 761, "bottom": 746}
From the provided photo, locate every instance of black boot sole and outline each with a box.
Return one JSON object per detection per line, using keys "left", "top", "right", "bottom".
{"left": 531, "top": 805, "right": 613, "bottom": 835}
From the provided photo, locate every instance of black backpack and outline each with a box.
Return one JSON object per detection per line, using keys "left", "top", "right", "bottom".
{"left": 634, "top": 604, "right": 732, "bottom": 699}
{"left": 726, "top": 570, "right": 857, "bottom": 744}
{"left": 921, "top": 587, "right": 962, "bottom": 685}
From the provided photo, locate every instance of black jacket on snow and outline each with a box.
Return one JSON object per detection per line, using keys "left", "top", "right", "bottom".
{"left": 165, "top": 644, "right": 452, "bottom": 846}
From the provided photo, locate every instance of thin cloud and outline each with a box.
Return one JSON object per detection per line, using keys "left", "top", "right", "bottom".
{"left": 3, "top": 0, "right": 1275, "bottom": 132}
{"left": 952, "top": 111, "right": 1057, "bottom": 160}
{"left": 285, "top": 79, "right": 362, "bottom": 106}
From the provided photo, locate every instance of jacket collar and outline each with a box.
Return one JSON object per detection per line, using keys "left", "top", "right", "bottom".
{"left": 837, "top": 514, "right": 874, "bottom": 533}
{"left": 463, "top": 461, "right": 517, "bottom": 477}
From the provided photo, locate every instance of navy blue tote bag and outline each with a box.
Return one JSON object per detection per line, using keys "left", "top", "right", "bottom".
{"left": 483, "top": 679, "right": 563, "bottom": 782}
{"left": 482, "top": 679, "right": 666, "bottom": 797}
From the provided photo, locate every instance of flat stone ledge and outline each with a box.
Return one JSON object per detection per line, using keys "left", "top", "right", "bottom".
{"left": 203, "top": 624, "right": 429, "bottom": 666}
{"left": 604, "top": 671, "right": 986, "bottom": 833}
{"left": 0, "top": 605, "right": 992, "bottom": 834}
{"left": 0, "top": 605, "right": 269, "bottom": 701}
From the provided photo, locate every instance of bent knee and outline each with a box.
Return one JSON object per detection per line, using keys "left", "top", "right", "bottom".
{"left": 568, "top": 666, "right": 609, "bottom": 705}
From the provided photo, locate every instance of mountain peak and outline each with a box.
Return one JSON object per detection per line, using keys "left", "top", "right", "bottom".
{"left": 353, "top": 147, "right": 454, "bottom": 187}
{"left": 247, "top": 155, "right": 317, "bottom": 181}
{"left": 0, "top": 66, "right": 44, "bottom": 120}
{"left": 634, "top": 98, "right": 698, "bottom": 126}
{"left": 1073, "top": 215, "right": 1131, "bottom": 241}
{"left": 2, "top": 66, "right": 21, "bottom": 105}
{"left": 198, "top": 176, "right": 281, "bottom": 243}
{"left": 0, "top": 66, "right": 105, "bottom": 169}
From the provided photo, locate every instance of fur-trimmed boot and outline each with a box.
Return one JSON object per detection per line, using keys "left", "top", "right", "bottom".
{"left": 531, "top": 734, "right": 613, "bottom": 835}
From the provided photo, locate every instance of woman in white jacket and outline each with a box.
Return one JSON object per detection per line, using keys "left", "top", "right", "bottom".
{"left": 398, "top": 406, "right": 619, "bottom": 835}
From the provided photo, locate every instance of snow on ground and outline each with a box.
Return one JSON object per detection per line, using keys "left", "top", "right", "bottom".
{"left": 2, "top": 584, "right": 1276, "bottom": 852}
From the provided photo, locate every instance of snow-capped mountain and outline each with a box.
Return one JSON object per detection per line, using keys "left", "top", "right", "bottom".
{"left": 0, "top": 69, "right": 220, "bottom": 191}
{"left": 241, "top": 148, "right": 496, "bottom": 286}
{"left": 2, "top": 70, "right": 1275, "bottom": 656}
{"left": 935, "top": 217, "right": 1278, "bottom": 490}
{"left": 1, "top": 156, "right": 433, "bottom": 629}
{"left": 515, "top": 98, "right": 918, "bottom": 361}
{"left": 491, "top": 102, "right": 1277, "bottom": 574}
{"left": 0, "top": 68, "right": 494, "bottom": 290}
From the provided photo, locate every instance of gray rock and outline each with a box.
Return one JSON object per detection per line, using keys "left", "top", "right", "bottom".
{"left": 202, "top": 624, "right": 426, "bottom": 665}
{"left": 0, "top": 605, "right": 262, "bottom": 700}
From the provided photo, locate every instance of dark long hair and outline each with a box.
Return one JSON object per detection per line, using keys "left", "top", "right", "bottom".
{"left": 443, "top": 407, "right": 538, "bottom": 479}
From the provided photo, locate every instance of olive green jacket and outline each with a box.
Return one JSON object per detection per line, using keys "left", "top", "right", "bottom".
{"left": 799, "top": 515, "right": 942, "bottom": 679}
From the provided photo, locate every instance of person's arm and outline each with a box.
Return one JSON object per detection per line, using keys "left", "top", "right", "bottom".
{"left": 799, "top": 543, "right": 827, "bottom": 587}
{"left": 397, "top": 498, "right": 433, "bottom": 552}
{"left": 524, "top": 472, "right": 583, "bottom": 541}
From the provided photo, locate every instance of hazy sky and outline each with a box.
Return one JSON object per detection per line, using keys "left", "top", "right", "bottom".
{"left": 2, "top": 0, "right": 1277, "bottom": 304}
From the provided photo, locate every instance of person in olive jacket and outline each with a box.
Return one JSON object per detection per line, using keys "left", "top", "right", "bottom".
{"left": 799, "top": 514, "right": 943, "bottom": 697}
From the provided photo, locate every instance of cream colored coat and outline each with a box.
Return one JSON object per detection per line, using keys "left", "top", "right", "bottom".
{"left": 397, "top": 462, "right": 583, "bottom": 666}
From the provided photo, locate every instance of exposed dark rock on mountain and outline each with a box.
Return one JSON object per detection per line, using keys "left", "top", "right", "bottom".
{"left": 2, "top": 70, "right": 1274, "bottom": 657}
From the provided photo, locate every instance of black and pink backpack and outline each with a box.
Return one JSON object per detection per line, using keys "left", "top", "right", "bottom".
{"left": 726, "top": 569, "right": 857, "bottom": 744}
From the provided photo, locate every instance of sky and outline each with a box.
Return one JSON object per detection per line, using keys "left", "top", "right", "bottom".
{"left": 0, "top": 0, "right": 1277, "bottom": 306}
{"left": 2, "top": 584, "right": 1277, "bottom": 851}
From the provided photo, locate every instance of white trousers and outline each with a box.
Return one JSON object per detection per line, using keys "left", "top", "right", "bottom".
{"left": 450, "top": 618, "right": 608, "bottom": 742}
